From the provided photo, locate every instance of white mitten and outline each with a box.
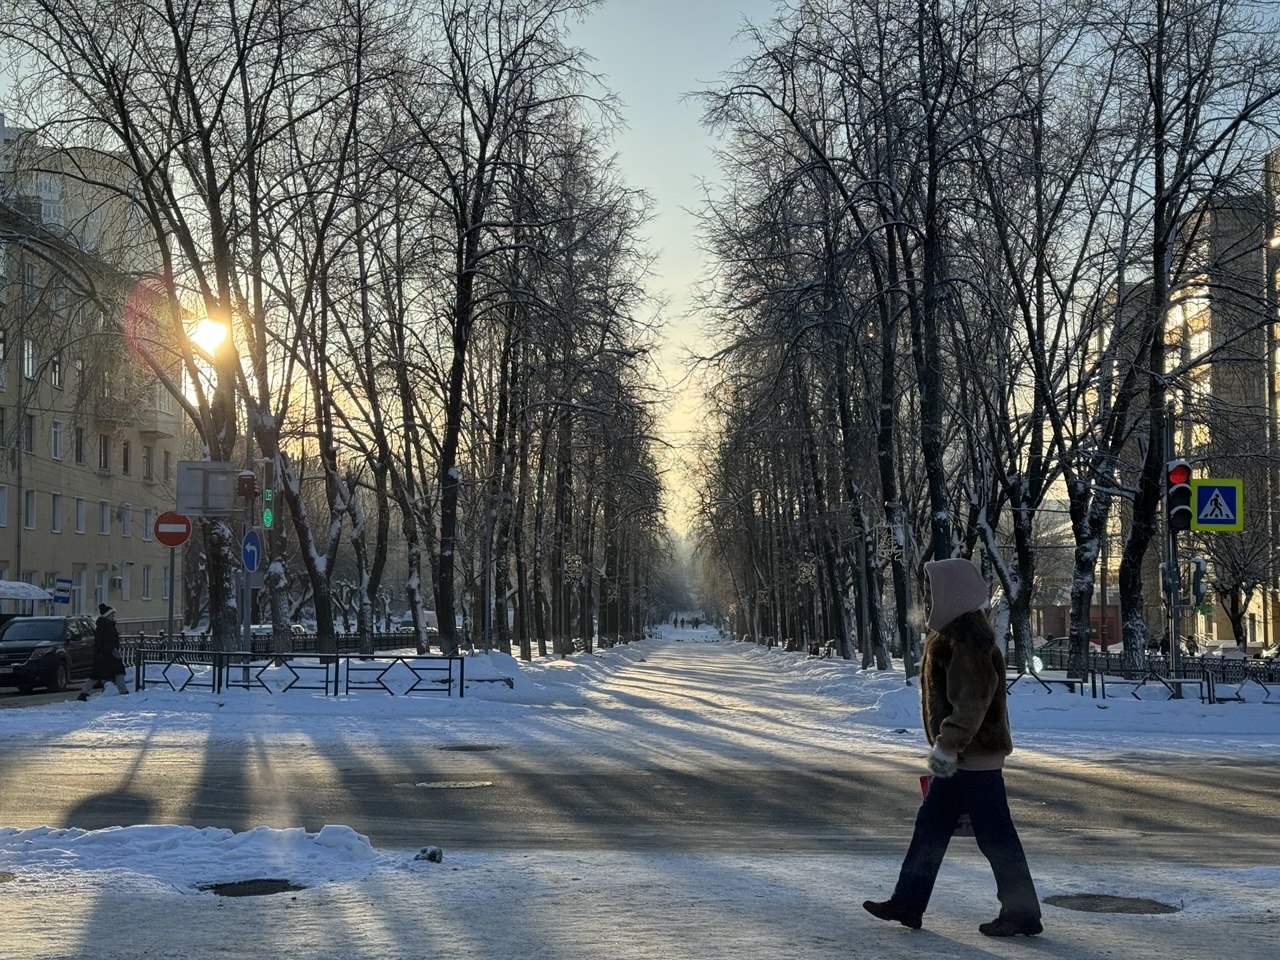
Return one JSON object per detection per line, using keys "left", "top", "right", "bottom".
{"left": 927, "top": 744, "right": 959, "bottom": 778}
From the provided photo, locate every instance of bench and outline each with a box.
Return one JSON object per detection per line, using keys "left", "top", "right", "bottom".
{"left": 808, "top": 641, "right": 837, "bottom": 659}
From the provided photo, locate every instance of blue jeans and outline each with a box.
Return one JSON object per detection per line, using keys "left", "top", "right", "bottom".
{"left": 891, "top": 768, "right": 1040, "bottom": 920}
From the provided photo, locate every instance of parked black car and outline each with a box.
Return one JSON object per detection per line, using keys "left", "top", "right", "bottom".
{"left": 0, "top": 615, "right": 97, "bottom": 693}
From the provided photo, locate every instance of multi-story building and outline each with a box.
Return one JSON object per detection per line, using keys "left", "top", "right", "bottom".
{"left": 1035, "top": 149, "right": 1280, "bottom": 654}
{"left": 1153, "top": 151, "right": 1280, "bottom": 653}
{"left": 0, "top": 115, "right": 188, "bottom": 629}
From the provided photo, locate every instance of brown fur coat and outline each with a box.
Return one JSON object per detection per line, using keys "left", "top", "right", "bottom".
{"left": 920, "top": 611, "right": 1013, "bottom": 770}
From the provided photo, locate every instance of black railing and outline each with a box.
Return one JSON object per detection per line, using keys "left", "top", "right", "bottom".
{"left": 121, "top": 631, "right": 420, "bottom": 660}
{"left": 132, "top": 648, "right": 467, "bottom": 697}
{"left": 1037, "top": 646, "right": 1280, "bottom": 684}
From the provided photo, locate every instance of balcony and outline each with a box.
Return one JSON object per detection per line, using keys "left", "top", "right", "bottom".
{"left": 137, "top": 405, "right": 177, "bottom": 439}
{"left": 92, "top": 393, "right": 133, "bottom": 424}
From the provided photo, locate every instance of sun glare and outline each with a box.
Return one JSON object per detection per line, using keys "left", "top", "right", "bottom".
{"left": 191, "top": 318, "right": 228, "bottom": 354}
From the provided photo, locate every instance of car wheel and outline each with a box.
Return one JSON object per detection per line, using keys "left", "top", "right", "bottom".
{"left": 47, "top": 660, "right": 69, "bottom": 693}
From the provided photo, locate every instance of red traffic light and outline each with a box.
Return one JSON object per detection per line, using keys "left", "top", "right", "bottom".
{"left": 1166, "top": 459, "right": 1193, "bottom": 532}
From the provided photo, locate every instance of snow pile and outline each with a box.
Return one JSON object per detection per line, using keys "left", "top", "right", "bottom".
{"left": 0, "top": 824, "right": 380, "bottom": 894}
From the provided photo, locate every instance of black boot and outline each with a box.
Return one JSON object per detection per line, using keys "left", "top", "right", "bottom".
{"left": 76, "top": 693, "right": 89, "bottom": 702}
{"left": 979, "top": 916, "right": 1042, "bottom": 937}
{"left": 862, "top": 900, "right": 923, "bottom": 930}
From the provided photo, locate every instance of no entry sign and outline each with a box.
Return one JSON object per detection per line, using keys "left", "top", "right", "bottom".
{"left": 154, "top": 511, "right": 193, "bottom": 547}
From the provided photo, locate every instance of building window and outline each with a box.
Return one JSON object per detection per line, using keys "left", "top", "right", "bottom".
{"left": 18, "top": 572, "right": 37, "bottom": 615}
{"left": 22, "top": 263, "right": 37, "bottom": 302}
{"left": 50, "top": 277, "right": 66, "bottom": 315}
{"left": 143, "top": 445, "right": 154, "bottom": 481}
{"left": 24, "top": 489, "right": 36, "bottom": 529}
{"left": 120, "top": 565, "right": 131, "bottom": 602}
{"left": 51, "top": 420, "right": 64, "bottom": 460}
{"left": 142, "top": 507, "right": 153, "bottom": 541}
{"left": 163, "top": 450, "right": 172, "bottom": 482}
{"left": 98, "top": 434, "right": 109, "bottom": 471}
{"left": 95, "top": 568, "right": 107, "bottom": 606}
{"left": 23, "top": 414, "right": 34, "bottom": 453}
{"left": 50, "top": 352, "right": 63, "bottom": 387}
{"left": 120, "top": 503, "right": 132, "bottom": 537}
{"left": 72, "top": 570, "right": 85, "bottom": 615}
{"left": 37, "top": 172, "right": 62, "bottom": 224}
{"left": 75, "top": 426, "right": 85, "bottom": 464}
{"left": 121, "top": 441, "right": 131, "bottom": 475}
{"left": 50, "top": 493, "right": 61, "bottom": 533}
{"left": 99, "top": 500, "right": 110, "bottom": 534}
{"left": 85, "top": 207, "right": 102, "bottom": 247}
{"left": 75, "top": 497, "right": 85, "bottom": 533}
{"left": 0, "top": 485, "right": 7, "bottom": 527}
{"left": 22, "top": 338, "right": 36, "bottom": 379}
{"left": 142, "top": 565, "right": 153, "bottom": 600}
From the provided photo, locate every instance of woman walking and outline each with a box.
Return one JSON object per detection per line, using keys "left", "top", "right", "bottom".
{"left": 77, "top": 603, "right": 129, "bottom": 701}
{"left": 863, "top": 558, "right": 1041, "bottom": 937}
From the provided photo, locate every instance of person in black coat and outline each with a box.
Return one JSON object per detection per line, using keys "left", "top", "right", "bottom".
{"left": 77, "top": 604, "right": 129, "bottom": 700}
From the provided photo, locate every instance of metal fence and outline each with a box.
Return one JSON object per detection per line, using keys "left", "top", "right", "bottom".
{"left": 1031, "top": 646, "right": 1279, "bottom": 703}
{"left": 119, "top": 631, "right": 424, "bottom": 663}
{"left": 1036, "top": 646, "right": 1280, "bottom": 682}
{"left": 132, "top": 647, "right": 469, "bottom": 697}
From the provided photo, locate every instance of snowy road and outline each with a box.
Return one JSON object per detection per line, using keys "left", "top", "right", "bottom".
{"left": 2, "top": 633, "right": 1278, "bottom": 958}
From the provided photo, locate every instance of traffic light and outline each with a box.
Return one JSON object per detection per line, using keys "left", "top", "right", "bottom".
{"left": 261, "top": 459, "right": 275, "bottom": 529}
{"left": 1190, "top": 556, "right": 1208, "bottom": 606}
{"left": 1159, "top": 561, "right": 1177, "bottom": 599}
{"left": 236, "top": 469, "right": 258, "bottom": 499}
{"left": 1165, "top": 459, "right": 1192, "bottom": 532}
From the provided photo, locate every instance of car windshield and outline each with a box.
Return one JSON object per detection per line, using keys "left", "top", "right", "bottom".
{"left": 0, "top": 621, "right": 63, "bottom": 641}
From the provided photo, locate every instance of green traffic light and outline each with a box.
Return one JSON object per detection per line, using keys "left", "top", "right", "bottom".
{"left": 263, "top": 507, "right": 274, "bottom": 529}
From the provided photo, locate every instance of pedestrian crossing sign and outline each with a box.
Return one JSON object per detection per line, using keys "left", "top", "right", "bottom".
{"left": 1190, "top": 479, "right": 1243, "bottom": 532}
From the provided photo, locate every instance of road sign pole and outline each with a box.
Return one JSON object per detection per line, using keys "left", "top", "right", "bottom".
{"left": 1164, "top": 414, "right": 1182, "bottom": 688}
{"left": 167, "top": 546, "right": 175, "bottom": 646}
{"left": 153, "top": 513, "right": 192, "bottom": 650}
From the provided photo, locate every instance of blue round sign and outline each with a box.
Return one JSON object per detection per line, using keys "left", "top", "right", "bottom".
{"left": 241, "top": 530, "right": 262, "bottom": 572}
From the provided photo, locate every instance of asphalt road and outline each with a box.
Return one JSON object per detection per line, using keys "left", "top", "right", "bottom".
{"left": 1, "top": 728, "right": 1277, "bottom": 865}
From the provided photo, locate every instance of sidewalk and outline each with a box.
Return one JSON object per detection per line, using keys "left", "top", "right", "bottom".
{"left": 6, "top": 842, "right": 1278, "bottom": 959}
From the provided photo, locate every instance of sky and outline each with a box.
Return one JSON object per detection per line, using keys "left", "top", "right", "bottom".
{"left": 570, "top": 0, "right": 781, "bottom": 529}
{"left": 3, "top": 623, "right": 1280, "bottom": 958}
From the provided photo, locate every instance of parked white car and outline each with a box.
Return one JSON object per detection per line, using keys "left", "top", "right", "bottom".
{"left": 397, "top": 611, "right": 440, "bottom": 640}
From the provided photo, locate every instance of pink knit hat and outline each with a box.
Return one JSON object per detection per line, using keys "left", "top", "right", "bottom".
{"left": 923, "top": 559, "right": 988, "bottom": 631}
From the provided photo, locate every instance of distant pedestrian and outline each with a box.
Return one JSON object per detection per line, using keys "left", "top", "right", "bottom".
{"left": 863, "top": 558, "right": 1041, "bottom": 937}
{"left": 77, "top": 604, "right": 129, "bottom": 701}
